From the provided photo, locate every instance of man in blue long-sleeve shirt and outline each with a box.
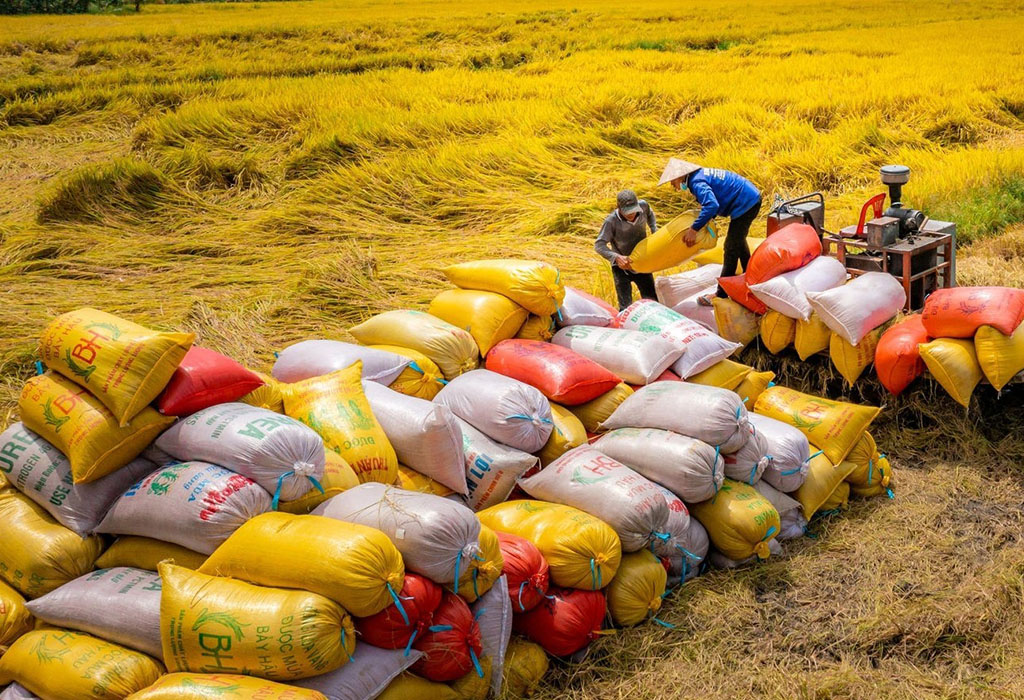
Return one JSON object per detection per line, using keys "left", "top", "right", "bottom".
{"left": 658, "top": 157, "right": 762, "bottom": 302}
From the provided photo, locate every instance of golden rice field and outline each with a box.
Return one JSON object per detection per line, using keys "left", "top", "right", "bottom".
{"left": 2, "top": 0, "right": 1024, "bottom": 697}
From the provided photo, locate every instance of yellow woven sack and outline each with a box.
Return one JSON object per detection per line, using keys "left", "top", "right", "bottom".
{"left": 450, "top": 655, "right": 492, "bottom": 700}
{"left": 689, "top": 480, "right": 780, "bottom": 561}
{"left": 713, "top": 297, "right": 759, "bottom": 348}
{"left": 820, "top": 481, "right": 851, "bottom": 512}
{"left": 350, "top": 310, "right": 479, "bottom": 379}
{"left": 395, "top": 464, "right": 453, "bottom": 497}
{"left": 516, "top": 315, "right": 555, "bottom": 342}
{"left": 239, "top": 371, "right": 285, "bottom": 413}
{"left": 792, "top": 451, "right": 859, "bottom": 519}
{"left": 502, "top": 638, "right": 549, "bottom": 698}
{"left": 693, "top": 236, "right": 766, "bottom": 267}
{"left": 442, "top": 260, "right": 565, "bottom": 316}
{"left": 457, "top": 525, "right": 503, "bottom": 603}
{"left": 734, "top": 369, "right": 775, "bottom": 408}
{"left": 760, "top": 311, "right": 796, "bottom": 354}
{"left": 429, "top": 289, "right": 528, "bottom": 356}
{"left": 128, "top": 673, "right": 328, "bottom": 699}
{"left": 0, "top": 629, "right": 162, "bottom": 700}
{"left": 0, "top": 579, "right": 32, "bottom": 654}
{"left": 96, "top": 537, "right": 207, "bottom": 571}
{"left": 567, "top": 383, "right": 633, "bottom": 434}
{"left": 0, "top": 491, "right": 103, "bottom": 598}
{"left": 844, "top": 433, "right": 889, "bottom": 488}
{"left": 39, "top": 308, "right": 193, "bottom": 427}
{"left": 829, "top": 329, "right": 881, "bottom": 385}
{"left": 282, "top": 362, "right": 397, "bottom": 485}
{"left": 478, "top": 500, "right": 620, "bottom": 590}
{"left": 794, "top": 312, "right": 831, "bottom": 360}
{"left": 538, "top": 403, "right": 587, "bottom": 466}
{"left": 687, "top": 359, "right": 752, "bottom": 391}
{"left": 378, "top": 673, "right": 459, "bottom": 700}
{"left": 199, "top": 512, "right": 404, "bottom": 618}
{"left": 280, "top": 451, "right": 359, "bottom": 514}
{"left": 850, "top": 455, "right": 893, "bottom": 498}
{"left": 19, "top": 373, "right": 173, "bottom": 484}
{"left": 975, "top": 324, "right": 1024, "bottom": 391}
{"left": 605, "top": 550, "right": 667, "bottom": 627}
{"left": 754, "top": 386, "right": 880, "bottom": 465}
{"left": 369, "top": 345, "right": 446, "bottom": 400}
{"left": 627, "top": 215, "right": 716, "bottom": 274}
{"left": 919, "top": 338, "right": 983, "bottom": 408}
{"left": 159, "top": 563, "right": 355, "bottom": 681}
{"left": 846, "top": 432, "right": 877, "bottom": 471}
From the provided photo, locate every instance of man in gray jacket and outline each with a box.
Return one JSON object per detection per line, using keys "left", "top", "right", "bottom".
{"left": 595, "top": 189, "right": 659, "bottom": 310}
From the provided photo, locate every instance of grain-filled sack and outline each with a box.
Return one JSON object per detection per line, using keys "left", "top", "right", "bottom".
{"left": 377, "top": 674, "right": 458, "bottom": 700}
{"left": 459, "top": 419, "right": 538, "bottom": 511}
{"left": 688, "top": 358, "right": 752, "bottom": 391}
{"left": 157, "top": 346, "right": 263, "bottom": 416}
{"left": 718, "top": 274, "right": 767, "bottom": 314}
{"left": 558, "top": 287, "right": 617, "bottom": 327}
{"left": 519, "top": 446, "right": 669, "bottom": 552}
{"left": 279, "top": 364, "right": 396, "bottom": 485}
{"left": 272, "top": 340, "right": 410, "bottom": 385}
{"left": 919, "top": 338, "right": 983, "bottom": 408}
{"left": 159, "top": 563, "right": 354, "bottom": 681}
{"left": 428, "top": 289, "right": 528, "bottom": 356}
{"left": 677, "top": 517, "right": 710, "bottom": 583}
{"left": 592, "top": 427, "right": 723, "bottom": 503}
{"left": 722, "top": 425, "right": 770, "bottom": 485}
{"left": 668, "top": 283, "right": 719, "bottom": 331}
{"left": 477, "top": 501, "right": 621, "bottom": 590}
{"left": 132, "top": 674, "right": 329, "bottom": 700}
{"left": 239, "top": 371, "right": 285, "bottom": 413}
{"left": 495, "top": 531, "right": 549, "bottom": 613}
{"left": 734, "top": 369, "right": 775, "bottom": 408}
{"left": 485, "top": 340, "right": 620, "bottom": 405}
{"left": 353, "top": 573, "right": 442, "bottom": 649}
{"left": 709, "top": 539, "right": 783, "bottom": 569}
{"left": 820, "top": 481, "right": 851, "bottom": 511}
{"left": 456, "top": 524, "right": 504, "bottom": 603}
{"left": 157, "top": 402, "right": 326, "bottom": 502}
{"left": 435, "top": 370, "right": 552, "bottom": 452}
{"left": 652, "top": 487, "right": 706, "bottom": 584}
{"left": 712, "top": 297, "right": 760, "bottom": 348}
{"left": 792, "top": 451, "right": 859, "bottom": 519}
{"left": 654, "top": 264, "right": 723, "bottom": 309}
{"left": 394, "top": 466, "right": 452, "bottom": 497}
{"left": 689, "top": 479, "right": 780, "bottom": 561}
{"left": 0, "top": 491, "right": 103, "bottom": 598}
{"left": 615, "top": 300, "right": 740, "bottom": 378}
{"left": 749, "top": 255, "right": 847, "bottom": 320}
{"left": 753, "top": 481, "right": 806, "bottom": 540}
{"left": 515, "top": 314, "right": 555, "bottom": 342}
{"left": 748, "top": 413, "right": 809, "bottom": 493}
{"left": 754, "top": 386, "right": 879, "bottom": 465}
{"left": 20, "top": 373, "right": 172, "bottom": 485}
{"left": 442, "top": 260, "right": 564, "bottom": 316}
{"left": 471, "top": 576, "right": 512, "bottom": 697}
{"left": 292, "top": 646, "right": 422, "bottom": 700}
{"left": 744, "top": 223, "right": 821, "bottom": 285}
{"left": 369, "top": 345, "right": 446, "bottom": 400}
{"left": 350, "top": 311, "right": 479, "bottom": 380}
{"left": 512, "top": 587, "right": 606, "bottom": 657}
{"left": 760, "top": 311, "right": 796, "bottom": 354}
{"left": 551, "top": 325, "right": 682, "bottom": 385}
{"left": 361, "top": 381, "right": 466, "bottom": 493}
{"left": 39, "top": 308, "right": 193, "bottom": 426}
{"left": 199, "top": 512, "right": 404, "bottom": 618}
{"left": 567, "top": 383, "right": 633, "bottom": 434}
{"left": 848, "top": 451, "right": 893, "bottom": 496}
{"left": 830, "top": 329, "right": 881, "bottom": 385}
{"left": 0, "top": 580, "right": 32, "bottom": 655}
{"left": 0, "top": 423, "right": 153, "bottom": 536}
{"left": 627, "top": 214, "right": 716, "bottom": 274}
{"left": 95, "top": 537, "right": 206, "bottom": 572}
{"left": 975, "top": 323, "right": 1024, "bottom": 391}
{"left": 601, "top": 382, "right": 749, "bottom": 452}
{"left": 410, "top": 591, "right": 483, "bottom": 682}
{"left": 875, "top": 315, "right": 930, "bottom": 395}
{"left": 794, "top": 312, "right": 831, "bottom": 360}
{"left": 501, "top": 639, "right": 549, "bottom": 698}
{"left": 26, "top": 567, "right": 161, "bottom": 657}
{"left": 605, "top": 550, "right": 667, "bottom": 627}
{"left": 280, "top": 450, "right": 360, "bottom": 514}
{"left": 806, "top": 272, "right": 906, "bottom": 346}
{"left": 314, "top": 484, "right": 480, "bottom": 585}
{"left": 846, "top": 431, "right": 877, "bottom": 474}
{"left": 922, "top": 286, "right": 1024, "bottom": 338}
{"left": 0, "top": 630, "right": 162, "bottom": 700}
{"left": 538, "top": 403, "right": 588, "bottom": 466}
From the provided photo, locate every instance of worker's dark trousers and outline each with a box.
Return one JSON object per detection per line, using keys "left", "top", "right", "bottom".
{"left": 611, "top": 265, "right": 657, "bottom": 311}
{"left": 717, "top": 197, "right": 763, "bottom": 297}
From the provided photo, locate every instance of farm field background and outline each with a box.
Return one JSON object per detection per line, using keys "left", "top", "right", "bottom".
{"left": 2, "top": 0, "right": 1024, "bottom": 698}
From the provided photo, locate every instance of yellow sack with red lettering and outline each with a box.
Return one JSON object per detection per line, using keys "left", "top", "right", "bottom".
{"left": 395, "top": 464, "right": 453, "bottom": 497}
{"left": 794, "top": 312, "right": 831, "bottom": 360}
{"left": 95, "top": 536, "right": 206, "bottom": 572}
{"left": 19, "top": 373, "right": 173, "bottom": 484}
{"left": 713, "top": 297, "right": 759, "bottom": 348}
{"left": 687, "top": 359, "right": 752, "bottom": 391}
{"left": 567, "top": 383, "right": 633, "bottom": 434}
{"left": 442, "top": 260, "right": 565, "bottom": 316}
{"left": 456, "top": 525, "right": 503, "bottom": 603}
{"left": 369, "top": 345, "right": 446, "bottom": 400}
{"left": 919, "top": 338, "right": 983, "bottom": 408}
{"left": 689, "top": 480, "right": 780, "bottom": 561}
{"left": 239, "top": 371, "right": 285, "bottom": 413}
{"left": 516, "top": 315, "right": 555, "bottom": 342}
{"left": 159, "top": 563, "right": 355, "bottom": 681}
{"left": 0, "top": 629, "right": 162, "bottom": 700}
{"left": 280, "top": 451, "right": 360, "bottom": 514}
{"left": 429, "top": 289, "right": 528, "bottom": 356}
{"left": 605, "top": 550, "right": 667, "bottom": 627}
{"left": 628, "top": 215, "right": 716, "bottom": 274}
{"left": 792, "top": 451, "right": 859, "bottom": 519}
{"left": 830, "top": 329, "right": 880, "bottom": 385}
{"left": 502, "top": 638, "right": 549, "bottom": 698}
{"left": 0, "top": 579, "right": 32, "bottom": 654}
{"left": 538, "top": 403, "right": 587, "bottom": 466}
{"left": 760, "top": 311, "right": 796, "bottom": 354}
{"left": 39, "top": 308, "right": 193, "bottom": 427}
{"left": 282, "top": 362, "right": 398, "bottom": 484}
{"left": 734, "top": 369, "right": 775, "bottom": 408}
{"left": 128, "top": 673, "right": 328, "bottom": 699}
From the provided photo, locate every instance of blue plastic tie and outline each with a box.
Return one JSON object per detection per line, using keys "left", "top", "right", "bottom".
{"left": 508, "top": 413, "right": 553, "bottom": 425}
{"left": 767, "top": 381, "right": 776, "bottom": 388}
{"left": 806, "top": 449, "right": 824, "bottom": 462}
{"left": 471, "top": 568, "right": 480, "bottom": 599}
{"left": 867, "top": 458, "right": 874, "bottom": 485}
{"left": 886, "top": 488, "right": 895, "bottom": 499}
{"left": 469, "top": 646, "right": 484, "bottom": 678}
{"left": 386, "top": 582, "right": 410, "bottom": 627}
{"left": 271, "top": 472, "right": 289, "bottom": 511}
{"left": 408, "top": 361, "right": 425, "bottom": 376}
{"left": 589, "top": 557, "right": 603, "bottom": 590}
{"left": 34, "top": 361, "right": 44, "bottom": 376}
{"left": 273, "top": 351, "right": 280, "bottom": 359}
{"left": 340, "top": 627, "right": 354, "bottom": 662}
{"left": 780, "top": 467, "right": 802, "bottom": 476}
{"left": 473, "top": 607, "right": 486, "bottom": 621}
{"left": 516, "top": 581, "right": 528, "bottom": 612}
{"left": 747, "top": 463, "right": 758, "bottom": 485}
{"left": 428, "top": 624, "right": 454, "bottom": 633}
{"left": 453, "top": 550, "right": 465, "bottom": 594}
{"left": 403, "top": 628, "right": 418, "bottom": 657}
{"left": 652, "top": 616, "right": 675, "bottom": 629}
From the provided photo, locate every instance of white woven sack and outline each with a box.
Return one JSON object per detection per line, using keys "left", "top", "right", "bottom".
{"left": 668, "top": 284, "right": 718, "bottom": 332}
{"left": 271, "top": 339, "right": 410, "bottom": 384}
{"left": 557, "top": 287, "right": 615, "bottom": 327}
{"left": 723, "top": 424, "right": 771, "bottom": 485}
{"left": 650, "top": 486, "right": 705, "bottom": 586}
{"left": 654, "top": 264, "right": 723, "bottom": 308}
{"left": 458, "top": 419, "right": 538, "bottom": 512}
{"left": 518, "top": 445, "right": 669, "bottom": 552}
{"left": 0, "top": 684, "right": 37, "bottom": 699}
{"left": 749, "top": 413, "right": 810, "bottom": 493}
{"left": 472, "top": 575, "right": 513, "bottom": 696}
{"left": 749, "top": 256, "right": 847, "bottom": 321}
{"left": 291, "top": 646, "right": 422, "bottom": 700}
{"left": 550, "top": 325, "right": 683, "bottom": 385}
{"left": 806, "top": 272, "right": 906, "bottom": 345}
{"left": 434, "top": 370, "right": 552, "bottom": 452}
{"left": 753, "top": 481, "right": 807, "bottom": 540}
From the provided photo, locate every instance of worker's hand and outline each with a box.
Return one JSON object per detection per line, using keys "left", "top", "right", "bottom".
{"left": 683, "top": 227, "right": 699, "bottom": 247}
{"left": 615, "top": 255, "right": 634, "bottom": 272}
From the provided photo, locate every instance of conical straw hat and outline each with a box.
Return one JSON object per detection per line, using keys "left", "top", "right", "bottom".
{"left": 658, "top": 157, "right": 701, "bottom": 186}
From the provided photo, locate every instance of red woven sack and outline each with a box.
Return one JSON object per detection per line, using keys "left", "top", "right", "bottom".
{"left": 157, "top": 346, "right": 263, "bottom": 416}
{"left": 875, "top": 315, "right": 930, "bottom": 396}
{"left": 718, "top": 274, "right": 768, "bottom": 314}
{"left": 496, "top": 530, "right": 550, "bottom": 613}
{"left": 354, "top": 573, "right": 443, "bottom": 650}
{"left": 922, "top": 286, "right": 1024, "bottom": 338}
{"left": 412, "top": 591, "right": 484, "bottom": 682}
{"left": 745, "top": 223, "right": 821, "bottom": 285}
{"left": 512, "top": 586, "right": 606, "bottom": 657}
{"left": 485, "top": 339, "right": 621, "bottom": 405}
